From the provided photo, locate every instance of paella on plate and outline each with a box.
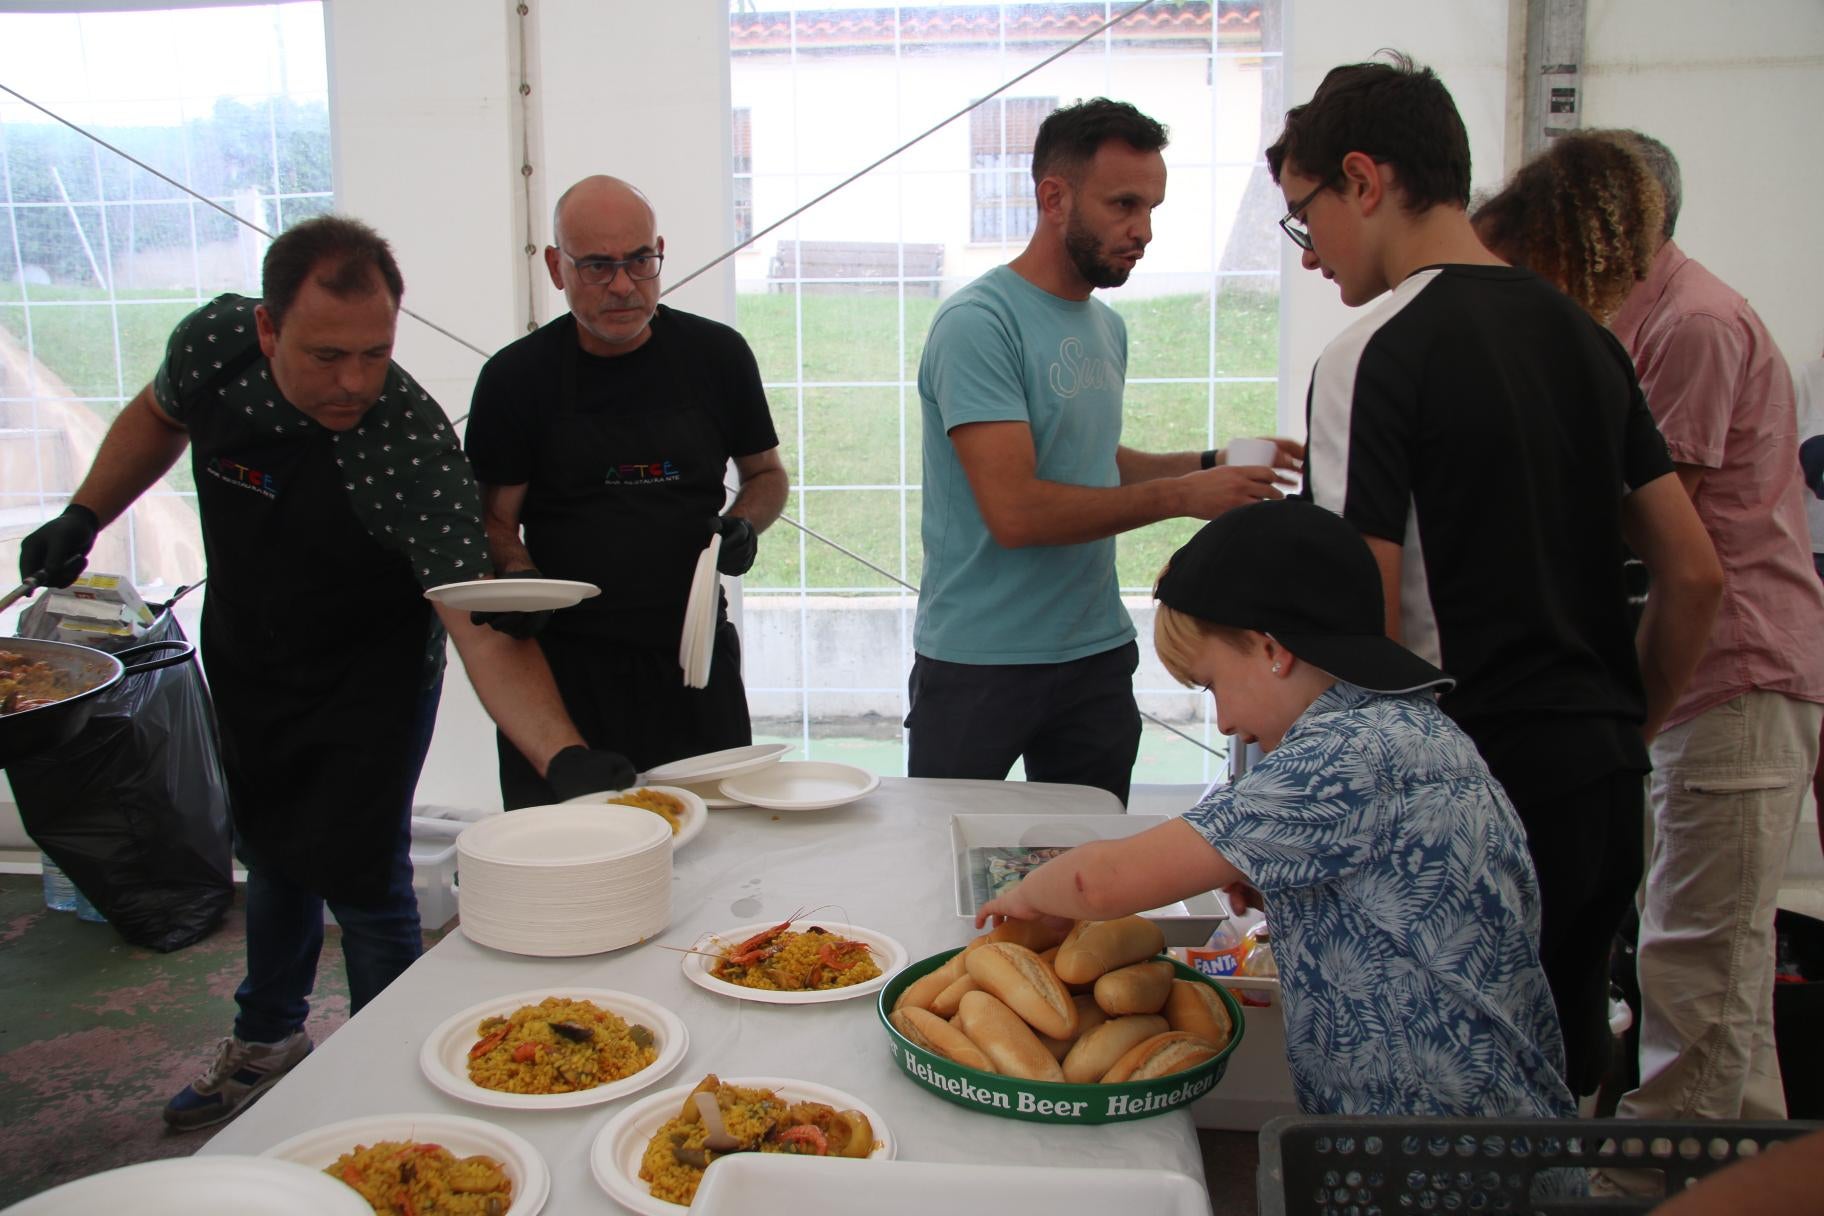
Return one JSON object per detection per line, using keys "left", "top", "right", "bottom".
{"left": 466, "top": 996, "right": 658, "bottom": 1094}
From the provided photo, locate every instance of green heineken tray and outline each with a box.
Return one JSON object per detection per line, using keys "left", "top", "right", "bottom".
{"left": 877, "top": 948, "right": 1245, "bottom": 1125}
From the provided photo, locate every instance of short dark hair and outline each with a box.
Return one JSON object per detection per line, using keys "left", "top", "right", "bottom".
{"left": 261, "top": 215, "right": 405, "bottom": 329}
{"left": 1030, "top": 97, "right": 1169, "bottom": 186}
{"left": 1265, "top": 52, "right": 1471, "bottom": 213}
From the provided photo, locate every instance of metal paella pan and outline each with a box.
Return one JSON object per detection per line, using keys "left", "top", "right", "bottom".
{"left": 0, "top": 637, "right": 195, "bottom": 766}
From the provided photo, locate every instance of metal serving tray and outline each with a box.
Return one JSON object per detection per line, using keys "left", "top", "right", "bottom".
{"left": 949, "top": 812, "right": 1226, "bottom": 947}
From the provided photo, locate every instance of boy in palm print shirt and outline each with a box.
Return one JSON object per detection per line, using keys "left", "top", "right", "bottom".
{"left": 977, "top": 499, "right": 1574, "bottom": 1117}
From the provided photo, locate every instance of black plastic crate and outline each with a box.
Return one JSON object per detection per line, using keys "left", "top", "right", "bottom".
{"left": 1258, "top": 1116, "right": 1822, "bottom": 1214}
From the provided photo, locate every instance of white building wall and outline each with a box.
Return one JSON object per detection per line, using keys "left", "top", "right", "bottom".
{"left": 731, "top": 51, "right": 1262, "bottom": 293}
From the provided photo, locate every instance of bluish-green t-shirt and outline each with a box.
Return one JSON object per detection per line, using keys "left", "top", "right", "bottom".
{"left": 915, "top": 266, "right": 1136, "bottom": 664}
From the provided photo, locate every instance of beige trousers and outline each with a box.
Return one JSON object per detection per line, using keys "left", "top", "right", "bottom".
{"left": 1619, "top": 690, "right": 1822, "bottom": 1121}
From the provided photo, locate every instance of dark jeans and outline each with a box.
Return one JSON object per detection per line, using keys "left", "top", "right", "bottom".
{"left": 1511, "top": 767, "right": 1645, "bottom": 1097}
{"left": 906, "top": 641, "right": 1143, "bottom": 805}
{"left": 232, "top": 676, "right": 441, "bottom": 1043}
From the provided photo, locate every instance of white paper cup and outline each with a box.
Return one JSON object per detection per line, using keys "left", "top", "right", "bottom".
{"left": 1223, "top": 437, "right": 1279, "bottom": 468}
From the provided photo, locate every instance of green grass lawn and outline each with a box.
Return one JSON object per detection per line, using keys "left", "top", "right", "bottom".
{"left": 4, "top": 283, "right": 1280, "bottom": 591}
{"left": 738, "top": 286, "right": 1281, "bottom": 593}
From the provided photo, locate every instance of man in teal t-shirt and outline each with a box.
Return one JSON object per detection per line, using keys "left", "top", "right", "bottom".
{"left": 911, "top": 98, "right": 1300, "bottom": 804}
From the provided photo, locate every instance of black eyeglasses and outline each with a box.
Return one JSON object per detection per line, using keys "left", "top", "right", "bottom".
{"left": 1278, "top": 181, "right": 1329, "bottom": 251}
{"left": 557, "top": 248, "right": 664, "bottom": 285}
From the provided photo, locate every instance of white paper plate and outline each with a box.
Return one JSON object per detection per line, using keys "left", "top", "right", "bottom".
{"left": 562, "top": 785, "right": 708, "bottom": 849}
{"left": 418, "top": 987, "right": 688, "bottom": 1110}
{"left": 680, "top": 535, "right": 721, "bottom": 688}
{"left": 678, "top": 920, "right": 906, "bottom": 1005}
{"left": 5, "top": 1156, "right": 372, "bottom": 1216}
{"left": 678, "top": 537, "right": 716, "bottom": 675}
{"left": 457, "top": 803, "right": 672, "bottom": 867}
{"left": 642, "top": 743, "right": 792, "bottom": 785}
{"left": 673, "top": 778, "right": 749, "bottom": 809}
{"left": 690, "top": 535, "right": 722, "bottom": 688}
{"left": 425, "top": 577, "right": 601, "bottom": 612}
{"left": 717, "top": 761, "right": 880, "bottom": 811}
{"left": 589, "top": 1077, "right": 895, "bottom": 1216}
{"left": 685, "top": 1156, "right": 1210, "bottom": 1216}
{"left": 261, "top": 1112, "right": 549, "bottom": 1216}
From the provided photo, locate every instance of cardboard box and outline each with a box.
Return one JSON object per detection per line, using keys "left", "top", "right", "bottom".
{"left": 58, "top": 573, "right": 153, "bottom": 624}
{"left": 18, "top": 575, "right": 150, "bottom": 651}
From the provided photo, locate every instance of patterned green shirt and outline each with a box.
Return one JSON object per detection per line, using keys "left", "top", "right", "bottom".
{"left": 151, "top": 293, "right": 486, "bottom": 590}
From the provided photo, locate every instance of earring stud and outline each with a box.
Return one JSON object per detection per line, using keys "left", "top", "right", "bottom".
{"left": 1271, "top": 662, "right": 1282, "bottom": 674}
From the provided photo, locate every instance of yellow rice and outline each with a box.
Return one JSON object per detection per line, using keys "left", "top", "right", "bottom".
{"left": 466, "top": 996, "right": 657, "bottom": 1094}
{"left": 637, "top": 1075, "right": 874, "bottom": 1205}
{"left": 710, "top": 926, "right": 881, "bottom": 992}
{"left": 325, "top": 1140, "right": 511, "bottom": 1215}
{"left": 606, "top": 788, "right": 685, "bottom": 834}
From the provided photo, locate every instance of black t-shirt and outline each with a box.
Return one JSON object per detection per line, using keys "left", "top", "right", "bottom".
{"left": 465, "top": 305, "right": 778, "bottom": 644}
{"left": 1303, "top": 265, "right": 1675, "bottom": 804}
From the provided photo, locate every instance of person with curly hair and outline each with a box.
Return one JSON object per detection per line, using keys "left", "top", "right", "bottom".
{"left": 1470, "top": 131, "right": 1663, "bottom": 324}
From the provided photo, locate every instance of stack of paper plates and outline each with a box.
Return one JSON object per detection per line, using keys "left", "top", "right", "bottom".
{"left": 678, "top": 534, "right": 722, "bottom": 689}
{"left": 456, "top": 805, "right": 672, "bottom": 956}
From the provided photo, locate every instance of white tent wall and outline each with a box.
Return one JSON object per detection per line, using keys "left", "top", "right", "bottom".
{"left": 307, "top": 0, "right": 1823, "bottom": 813}
{"left": 1580, "top": 0, "right": 1824, "bottom": 365}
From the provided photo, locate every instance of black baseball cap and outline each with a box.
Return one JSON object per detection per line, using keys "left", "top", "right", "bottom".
{"left": 1153, "top": 499, "right": 1454, "bottom": 695}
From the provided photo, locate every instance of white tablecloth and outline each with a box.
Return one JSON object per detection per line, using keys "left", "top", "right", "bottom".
{"left": 200, "top": 777, "right": 1208, "bottom": 1211}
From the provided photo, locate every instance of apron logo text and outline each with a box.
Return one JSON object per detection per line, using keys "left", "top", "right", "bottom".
{"left": 205, "top": 456, "right": 281, "bottom": 499}
{"left": 603, "top": 460, "right": 680, "bottom": 486}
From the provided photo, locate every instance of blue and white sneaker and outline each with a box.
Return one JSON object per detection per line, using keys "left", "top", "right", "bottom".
{"left": 162, "top": 1030, "right": 311, "bottom": 1130}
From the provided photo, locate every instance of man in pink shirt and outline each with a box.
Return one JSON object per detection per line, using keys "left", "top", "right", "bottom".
{"left": 1609, "top": 133, "right": 1824, "bottom": 1122}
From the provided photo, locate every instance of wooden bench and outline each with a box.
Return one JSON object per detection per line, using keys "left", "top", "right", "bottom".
{"left": 768, "top": 240, "right": 944, "bottom": 296}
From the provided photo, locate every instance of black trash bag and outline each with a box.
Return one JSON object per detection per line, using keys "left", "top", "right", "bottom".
{"left": 10, "top": 613, "right": 234, "bottom": 951}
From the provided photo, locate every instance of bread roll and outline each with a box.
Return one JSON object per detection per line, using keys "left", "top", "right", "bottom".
{"left": 889, "top": 1009, "right": 934, "bottom": 1051}
{"left": 896, "top": 1007, "right": 996, "bottom": 1073}
{"left": 964, "top": 943, "right": 1079, "bottom": 1040}
{"left": 965, "top": 918, "right": 1072, "bottom": 956}
{"left": 1164, "top": 978, "right": 1234, "bottom": 1049}
{"left": 955, "top": 990, "right": 1065, "bottom": 1082}
{"left": 893, "top": 951, "right": 968, "bottom": 1012}
{"left": 1054, "top": 917, "right": 1166, "bottom": 985}
{"left": 1071, "top": 993, "right": 1109, "bottom": 1041}
{"left": 1061, "top": 1014, "right": 1169, "bottom": 1083}
{"left": 1032, "top": 996, "right": 1101, "bottom": 1061}
{"left": 1101, "top": 1030, "right": 1221, "bottom": 1083}
{"left": 930, "top": 974, "right": 980, "bottom": 1017}
{"left": 1093, "top": 960, "right": 1175, "bottom": 1016}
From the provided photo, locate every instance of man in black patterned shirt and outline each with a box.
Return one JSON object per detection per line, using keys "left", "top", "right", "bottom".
{"left": 19, "top": 216, "right": 633, "bottom": 1130}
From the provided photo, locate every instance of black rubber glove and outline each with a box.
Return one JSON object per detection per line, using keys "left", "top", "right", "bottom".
{"left": 20, "top": 504, "right": 99, "bottom": 589}
{"left": 544, "top": 745, "right": 638, "bottom": 801}
{"left": 714, "top": 515, "right": 758, "bottom": 577}
{"left": 470, "top": 569, "right": 554, "bottom": 639}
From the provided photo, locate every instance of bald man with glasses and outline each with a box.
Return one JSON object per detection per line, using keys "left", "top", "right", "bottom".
{"left": 464, "top": 175, "right": 788, "bottom": 808}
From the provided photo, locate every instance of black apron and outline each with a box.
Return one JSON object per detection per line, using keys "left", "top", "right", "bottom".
{"left": 493, "top": 327, "right": 753, "bottom": 802}
{"left": 196, "top": 428, "right": 436, "bottom": 905}
{"left": 527, "top": 327, "right": 729, "bottom": 645}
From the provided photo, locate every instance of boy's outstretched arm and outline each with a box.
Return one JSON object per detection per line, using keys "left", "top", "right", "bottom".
{"left": 976, "top": 819, "right": 1246, "bottom": 926}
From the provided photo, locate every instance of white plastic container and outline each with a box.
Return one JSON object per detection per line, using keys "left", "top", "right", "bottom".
{"left": 685, "top": 1155, "right": 1208, "bottom": 1216}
